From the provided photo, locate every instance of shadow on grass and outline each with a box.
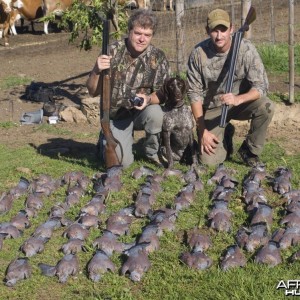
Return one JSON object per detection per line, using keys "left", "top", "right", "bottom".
{"left": 29, "top": 138, "right": 105, "bottom": 171}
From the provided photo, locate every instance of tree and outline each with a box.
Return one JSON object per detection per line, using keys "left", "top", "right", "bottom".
{"left": 59, "top": 0, "right": 129, "bottom": 50}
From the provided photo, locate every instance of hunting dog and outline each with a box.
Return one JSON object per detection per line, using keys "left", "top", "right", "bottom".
{"left": 161, "top": 76, "right": 198, "bottom": 168}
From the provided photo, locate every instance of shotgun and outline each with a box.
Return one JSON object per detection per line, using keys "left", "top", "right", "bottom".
{"left": 219, "top": 6, "right": 256, "bottom": 128}
{"left": 100, "top": 18, "right": 122, "bottom": 168}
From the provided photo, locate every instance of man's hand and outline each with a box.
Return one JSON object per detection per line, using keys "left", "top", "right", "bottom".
{"left": 220, "top": 93, "right": 240, "bottom": 106}
{"left": 94, "top": 55, "right": 112, "bottom": 74}
{"left": 133, "top": 93, "right": 151, "bottom": 110}
{"left": 199, "top": 129, "right": 219, "bottom": 155}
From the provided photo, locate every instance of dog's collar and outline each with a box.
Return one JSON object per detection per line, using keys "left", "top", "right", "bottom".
{"left": 173, "top": 102, "right": 185, "bottom": 109}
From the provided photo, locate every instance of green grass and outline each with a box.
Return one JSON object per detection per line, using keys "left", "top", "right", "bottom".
{"left": 257, "top": 43, "right": 300, "bottom": 75}
{"left": 0, "top": 139, "right": 299, "bottom": 299}
{"left": 0, "top": 76, "right": 33, "bottom": 90}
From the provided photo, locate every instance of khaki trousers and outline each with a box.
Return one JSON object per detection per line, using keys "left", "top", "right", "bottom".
{"left": 200, "top": 96, "right": 274, "bottom": 166}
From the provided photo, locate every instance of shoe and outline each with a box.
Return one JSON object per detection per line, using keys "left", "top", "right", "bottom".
{"left": 238, "top": 141, "right": 261, "bottom": 167}
{"left": 146, "top": 155, "right": 165, "bottom": 168}
{"left": 224, "top": 123, "right": 235, "bottom": 160}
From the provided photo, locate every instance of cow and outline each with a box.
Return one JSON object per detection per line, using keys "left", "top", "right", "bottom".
{"left": 163, "top": 0, "right": 173, "bottom": 11}
{"left": 0, "top": 0, "right": 13, "bottom": 46}
{"left": 12, "top": 0, "right": 72, "bottom": 35}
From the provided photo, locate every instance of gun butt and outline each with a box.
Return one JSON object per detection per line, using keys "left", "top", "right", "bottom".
{"left": 105, "top": 145, "right": 121, "bottom": 168}
{"left": 244, "top": 6, "right": 256, "bottom": 27}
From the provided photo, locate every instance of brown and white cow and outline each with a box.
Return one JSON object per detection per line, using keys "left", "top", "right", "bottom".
{"left": 0, "top": 0, "right": 13, "bottom": 46}
{"left": 12, "top": 0, "right": 72, "bottom": 34}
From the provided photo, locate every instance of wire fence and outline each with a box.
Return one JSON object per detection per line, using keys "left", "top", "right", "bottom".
{"left": 150, "top": 0, "right": 299, "bottom": 75}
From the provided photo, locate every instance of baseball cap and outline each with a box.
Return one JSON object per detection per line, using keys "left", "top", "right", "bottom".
{"left": 207, "top": 9, "right": 230, "bottom": 30}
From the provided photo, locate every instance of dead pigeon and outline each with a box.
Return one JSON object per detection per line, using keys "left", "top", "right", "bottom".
{"left": 254, "top": 241, "right": 282, "bottom": 267}
{"left": 245, "top": 223, "right": 270, "bottom": 252}
{"left": 207, "top": 163, "right": 232, "bottom": 185}
{"left": 49, "top": 203, "right": 69, "bottom": 218}
{"left": 5, "top": 258, "right": 32, "bottom": 286}
{"left": 63, "top": 223, "right": 90, "bottom": 240}
{"left": 0, "top": 233, "right": 6, "bottom": 249}
{"left": 208, "top": 200, "right": 231, "bottom": 219}
{"left": 162, "top": 168, "right": 183, "bottom": 178}
{"left": 33, "top": 218, "right": 61, "bottom": 239}
{"left": 80, "top": 197, "right": 106, "bottom": 216}
{"left": 61, "top": 238, "right": 86, "bottom": 255}
{"left": 210, "top": 212, "right": 231, "bottom": 232}
{"left": 286, "top": 199, "right": 300, "bottom": 213}
{"left": 39, "top": 254, "right": 79, "bottom": 283}
{"left": 174, "top": 195, "right": 192, "bottom": 211}
{"left": 283, "top": 190, "right": 300, "bottom": 201}
{"left": 211, "top": 186, "right": 235, "bottom": 202}
{"left": 278, "top": 226, "right": 300, "bottom": 249}
{"left": 181, "top": 251, "right": 212, "bottom": 270}
{"left": 93, "top": 230, "right": 134, "bottom": 257}
{"left": 220, "top": 245, "right": 247, "bottom": 270}
{"left": 65, "top": 193, "right": 80, "bottom": 207}
{"left": 10, "top": 211, "right": 30, "bottom": 231}
{"left": 25, "top": 193, "right": 43, "bottom": 210}
{"left": 132, "top": 166, "right": 155, "bottom": 179}
{"left": 291, "top": 249, "right": 300, "bottom": 262}
{"left": 20, "top": 237, "right": 47, "bottom": 257}
{"left": 62, "top": 171, "right": 85, "bottom": 187}
{"left": 87, "top": 250, "right": 116, "bottom": 282}
{"left": 250, "top": 203, "right": 273, "bottom": 227}
{"left": 271, "top": 167, "right": 292, "bottom": 195}
{"left": 280, "top": 211, "right": 300, "bottom": 228}
{"left": 270, "top": 228, "right": 286, "bottom": 244}
{"left": 121, "top": 244, "right": 151, "bottom": 282}
{"left": 138, "top": 224, "right": 160, "bottom": 253}
{"left": 187, "top": 229, "right": 211, "bottom": 253}
{"left": 134, "top": 188, "right": 155, "bottom": 218}
{"left": 0, "top": 222, "right": 22, "bottom": 239}
{"left": 235, "top": 227, "right": 249, "bottom": 249}
{"left": 9, "top": 177, "right": 30, "bottom": 198}
{"left": 0, "top": 193, "right": 14, "bottom": 214}
{"left": 78, "top": 213, "right": 100, "bottom": 229}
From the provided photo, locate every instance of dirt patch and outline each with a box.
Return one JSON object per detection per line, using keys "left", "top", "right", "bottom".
{"left": 0, "top": 27, "right": 299, "bottom": 156}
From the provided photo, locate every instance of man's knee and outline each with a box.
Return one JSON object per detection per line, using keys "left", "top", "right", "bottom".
{"left": 260, "top": 97, "right": 275, "bottom": 122}
{"left": 144, "top": 105, "right": 164, "bottom": 134}
{"left": 200, "top": 151, "right": 227, "bottom": 166}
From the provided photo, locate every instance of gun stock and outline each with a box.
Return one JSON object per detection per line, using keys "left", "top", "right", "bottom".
{"left": 219, "top": 6, "right": 256, "bottom": 128}
{"left": 100, "top": 18, "right": 122, "bottom": 168}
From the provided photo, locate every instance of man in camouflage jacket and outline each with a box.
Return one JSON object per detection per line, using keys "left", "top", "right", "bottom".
{"left": 87, "top": 9, "right": 169, "bottom": 168}
{"left": 187, "top": 8, "right": 274, "bottom": 167}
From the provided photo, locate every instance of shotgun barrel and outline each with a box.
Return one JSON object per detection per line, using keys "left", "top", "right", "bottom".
{"left": 100, "top": 18, "right": 122, "bottom": 168}
{"left": 219, "top": 7, "right": 256, "bottom": 128}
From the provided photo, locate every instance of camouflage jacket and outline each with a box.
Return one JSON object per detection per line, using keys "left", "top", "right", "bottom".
{"left": 187, "top": 38, "right": 269, "bottom": 110}
{"left": 107, "top": 39, "right": 169, "bottom": 117}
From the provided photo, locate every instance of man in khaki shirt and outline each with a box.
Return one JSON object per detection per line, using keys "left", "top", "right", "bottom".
{"left": 187, "top": 9, "right": 274, "bottom": 167}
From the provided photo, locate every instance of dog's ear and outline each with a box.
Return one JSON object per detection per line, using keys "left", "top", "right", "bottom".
{"left": 162, "top": 78, "right": 171, "bottom": 100}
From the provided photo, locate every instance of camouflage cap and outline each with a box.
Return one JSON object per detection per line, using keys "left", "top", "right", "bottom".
{"left": 207, "top": 9, "right": 230, "bottom": 30}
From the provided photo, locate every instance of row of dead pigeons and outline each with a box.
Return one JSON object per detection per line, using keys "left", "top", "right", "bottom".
{"left": 1, "top": 163, "right": 300, "bottom": 285}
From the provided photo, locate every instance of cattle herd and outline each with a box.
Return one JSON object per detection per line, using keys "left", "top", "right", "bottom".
{"left": 0, "top": 0, "right": 173, "bottom": 46}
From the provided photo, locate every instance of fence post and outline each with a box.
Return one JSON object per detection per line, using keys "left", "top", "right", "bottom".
{"left": 175, "top": 0, "right": 185, "bottom": 74}
{"left": 241, "top": 0, "right": 252, "bottom": 39}
{"left": 270, "top": 0, "right": 275, "bottom": 43}
{"left": 289, "top": 0, "right": 295, "bottom": 104}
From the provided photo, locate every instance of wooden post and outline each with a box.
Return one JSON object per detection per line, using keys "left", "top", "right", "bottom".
{"left": 230, "top": 0, "right": 235, "bottom": 27}
{"left": 175, "top": 0, "right": 185, "bottom": 74}
{"left": 289, "top": 0, "right": 295, "bottom": 104}
{"left": 270, "top": 0, "right": 275, "bottom": 43}
{"left": 241, "top": 0, "right": 252, "bottom": 39}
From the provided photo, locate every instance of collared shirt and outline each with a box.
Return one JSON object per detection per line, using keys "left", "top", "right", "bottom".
{"left": 187, "top": 38, "right": 269, "bottom": 110}
{"left": 108, "top": 39, "right": 170, "bottom": 111}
